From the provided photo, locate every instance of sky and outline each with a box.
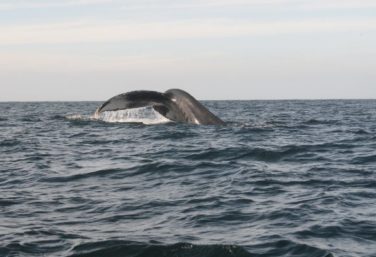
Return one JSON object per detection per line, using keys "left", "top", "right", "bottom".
{"left": 0, "top": 0, "right": 375, "bottom": 101}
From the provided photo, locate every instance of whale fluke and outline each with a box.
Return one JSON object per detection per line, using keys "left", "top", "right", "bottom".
{"left": 96, "top": 89, "right": 225, "bottom": 125}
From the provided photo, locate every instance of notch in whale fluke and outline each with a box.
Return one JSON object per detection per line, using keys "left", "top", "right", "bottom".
{"left": 95, "top": 89, "right": 225, "bottom": 125}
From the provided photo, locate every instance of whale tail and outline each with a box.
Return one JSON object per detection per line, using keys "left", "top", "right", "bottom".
{"left": 95, "top": 89, "right": 225, "bottom": 125}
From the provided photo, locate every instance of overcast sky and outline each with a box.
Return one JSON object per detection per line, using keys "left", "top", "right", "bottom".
{"left": 0, "top": 0, "right": 375, "bottom": 101}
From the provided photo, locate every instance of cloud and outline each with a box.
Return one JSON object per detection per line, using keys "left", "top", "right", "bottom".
{"left": 1, "top": 18, "right": 375, "bottom": 45}
{"left": 1, "top": 0, "right": 376, "bottom": 11}
{"left": 136, "top": 0, "right": 376, "bottom": 9}
{"left": 0, "top": 50, "right": 209, "bottom": 72}
{"left": 0, "top": 0, "right": 115, "bottom": 10}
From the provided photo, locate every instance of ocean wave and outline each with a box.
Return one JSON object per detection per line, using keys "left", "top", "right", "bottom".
{"left": 302, "top": 119, "right": 340, "bottom": 125}
{"left": 64, "top": 239, "right": 336, "bottom": 257}
{"left": 350, "top": 154, "right": 376, "bottom": 164}
{"left": 20, "top": 116, "right": 42, "bottom": 122}
{"left": 39, "top": 168, "right": 127, "bottom": 183}
{"left": 68, "top": 241, "right": 253, "bottom": 257}
{"left": 183, "top": 144, "right": 337, "bottom": 162}
{"left": 0, "top": 199, "right": 19, "bottom": 207}
{"left": 2, "top": 100, "right": 376, "bottom": 257}
{"left": 0, "top": 139, "right": 21, "bottom": 147}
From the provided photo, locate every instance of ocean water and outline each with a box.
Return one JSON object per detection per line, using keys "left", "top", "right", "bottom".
{"left": 1, "top": 100, "right": 375, "bottom": 257}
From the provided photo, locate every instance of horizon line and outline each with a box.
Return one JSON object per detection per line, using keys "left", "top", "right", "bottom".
{"left": 1, "top": 98, "right": 375, "bottom": 103}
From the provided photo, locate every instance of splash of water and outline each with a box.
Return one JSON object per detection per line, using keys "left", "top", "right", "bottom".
{"left": 66, "top": 107, "right": 172, "bottom": 125}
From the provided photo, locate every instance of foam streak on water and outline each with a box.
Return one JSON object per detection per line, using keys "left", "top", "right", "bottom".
{"left": 0, "top": 100, "right": 376, "bottom": 257}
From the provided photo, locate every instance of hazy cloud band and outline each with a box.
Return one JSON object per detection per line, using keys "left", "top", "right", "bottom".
{"left": 1, "top": 18, "right": 375, "bottom": 45}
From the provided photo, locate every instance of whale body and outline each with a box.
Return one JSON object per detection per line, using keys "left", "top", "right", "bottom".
{"left": 95, "top": 89, "right": 225, "bottom": 125}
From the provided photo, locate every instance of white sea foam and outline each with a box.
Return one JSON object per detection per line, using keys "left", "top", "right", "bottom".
{"left": 65, "top": 114, "right": 91, "bottom": 120}
{"left": 93, "top": 106, "right": 172, "bottom": 125}
{"left": 66, "top": 107, "right": 171, "bottom": 124}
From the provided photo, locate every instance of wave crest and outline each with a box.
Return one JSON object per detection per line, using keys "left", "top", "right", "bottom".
{"left": 69, "top": 241, "right": 253, "bottom": 257}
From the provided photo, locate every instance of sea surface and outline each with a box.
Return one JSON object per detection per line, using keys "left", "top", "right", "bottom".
{"left": 1, "top": 100, "right": 375, "bottom": 257}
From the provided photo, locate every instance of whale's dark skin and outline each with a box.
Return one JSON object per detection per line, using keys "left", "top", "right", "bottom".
{"left": 95, "top": 89, "right": 225, "bottom": 125}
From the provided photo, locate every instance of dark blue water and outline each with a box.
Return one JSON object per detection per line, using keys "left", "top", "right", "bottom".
{"left": 1, "top": 100, "right": 376, "bottom": 257}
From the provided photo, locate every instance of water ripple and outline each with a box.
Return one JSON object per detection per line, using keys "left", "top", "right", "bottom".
{"left": 1, "top": 101, "right": 376, "bottom": 257}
